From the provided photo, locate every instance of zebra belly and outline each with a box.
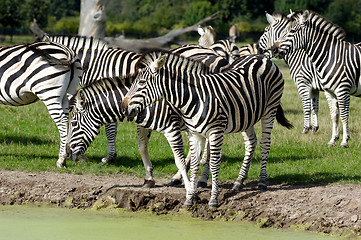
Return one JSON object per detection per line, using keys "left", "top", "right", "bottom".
{"left": 0, "top": 90, "right": 38, "bottom": 106}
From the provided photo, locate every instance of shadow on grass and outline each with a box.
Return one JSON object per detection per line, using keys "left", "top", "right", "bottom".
{"left": 222, "top": 153, "right": 314, "bottom": 165}
{"left": 84, "top": 154, "right": 176, "bottom": 169}
{"left": 269, "top": 172, "right": 361, "bottom": 186}
{"left": 0, "top": 134, "right": 54, "bottom": 146}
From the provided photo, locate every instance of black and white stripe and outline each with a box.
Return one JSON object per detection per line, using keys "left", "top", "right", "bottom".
{"left": 0, "top": 41, "right": 82, "bottom": 167}
{"left": 275, "top": 10, "right": 359, "bottom": 147}
{"left": 122, "top": 50, "right": 293, "bottom": 207}
{"left": 258, "top": 11, "right": 328, "bottom": 134}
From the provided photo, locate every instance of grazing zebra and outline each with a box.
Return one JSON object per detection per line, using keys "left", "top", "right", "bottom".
{"left": 258, "top": 11, "right": 326, "bottom": 134}
{"left": 66, "top": 76, "right": 190, "bottom": 188}
{"left": 0, "top": 41, "right": 82, "bottom": 167}
{"left": 121, "top": 50, "right": 293, "bottom": 207}
{"left": 275, "top": 10, "right": 361, "bottom": 147}
{"left": 45, "top": 35, "right": 140, "bottom": 164}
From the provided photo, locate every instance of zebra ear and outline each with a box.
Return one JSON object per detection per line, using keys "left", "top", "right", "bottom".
{"left": 150, "top": 55, "right": 167, "bottom": 72}
{"left": 76, "top": 89, "right": 86, "bottom": 109}
{"left": 266, "top": 12, "right": 276, "bottom": 25}
{"left": 300, "top": 10, "right": 310, "bottom": 24}
{"left": 197, "top": 25, "right": 204, "bottom": 36}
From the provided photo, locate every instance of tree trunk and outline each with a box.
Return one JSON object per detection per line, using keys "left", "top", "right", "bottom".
{"left": 104, "top": 12, "right": 219, "bottom": 52}
{"left": 78, "top": 0, "right": 108, "bottom": 39}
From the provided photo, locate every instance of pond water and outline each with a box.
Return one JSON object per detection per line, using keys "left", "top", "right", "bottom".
{"left": 0, "top": 205, "right": 341, "bottom": 240}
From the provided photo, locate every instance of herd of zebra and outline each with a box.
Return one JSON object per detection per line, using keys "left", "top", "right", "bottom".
{"left": 2, "top": 9, "right": 360, "bottom": 207}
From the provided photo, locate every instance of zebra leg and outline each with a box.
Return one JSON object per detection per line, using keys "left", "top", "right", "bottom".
{"left": 163, "top": 127, "right": 190, "bottom": 190}
{"left": 198, "top": 140, "right": 210, "bottom": 188}
{"left": 324, "top": 91, "right": 339, "bottom": 147}
{"left": 310, "top": 89, "right": 320, "bottom": 133}
{"left": 336, "top": 92, "right": 351, "bottom": 148}
{"left": 102, "top": 122, "right": 118, "bottom": 164}
{"left": 169, "top": 150, "right": 190, "bottom": 186}
{"left": 297, "top": 84, "right": 312, "bottom": 134}
{"left": 258, "top": 113, "right": 276, "bottom": 191}
{"left": 137, "top": 126, "right": 155, "bottom": 188}
{"left": 184, "top": 133, "right": 205, "bottom": 206}
{"left": 208, "top": 131, "right": 224, "bottom": 208}
{"left": 56, "top": 112, "right": 69, "bottom": 168}
{"left": 233, "top": 126, "right": 257, "bottom": 191}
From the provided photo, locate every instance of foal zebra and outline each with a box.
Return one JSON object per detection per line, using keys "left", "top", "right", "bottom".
{"left": 275, "top": 10, "right": 361, "bottom": 147}
{"left": 45, "top": 35, "right": 140, "bottom": 164}
{"left": 0, "top": 41, "right": 82, "bottom": 167}
{"left": 122, "top": 50, "right": 293, "bottom": 207}
{"left": 258, "top": 11, "right": 326, "bottom": 134}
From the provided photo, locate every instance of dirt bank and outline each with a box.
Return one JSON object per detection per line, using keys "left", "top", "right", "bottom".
{"left": 0, "top": 169, "right": 360, "bottom": 238}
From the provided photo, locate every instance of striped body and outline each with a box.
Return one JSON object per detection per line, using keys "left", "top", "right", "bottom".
{"left": 0, "top": 41, "right": 82, "bottom": 167}
{"left": 276, "top": 10, "right": 361, "bottom": 147}
{"left": 258, "top": 12, "right": 329, "bottom": 134}
{"left": 122, "top": 50, "right": 292, "bottom": 207}
{"left": 58, "top": 35, "right": 230, "bottom": 185}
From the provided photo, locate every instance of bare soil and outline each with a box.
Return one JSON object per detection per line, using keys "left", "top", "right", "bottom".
{"left": 0, "top": 169, "right": 360, "bottom": 238}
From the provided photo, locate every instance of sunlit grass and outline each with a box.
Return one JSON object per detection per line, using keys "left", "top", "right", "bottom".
{"left": 0, "top": 57, "right": 360, "bottom": 186}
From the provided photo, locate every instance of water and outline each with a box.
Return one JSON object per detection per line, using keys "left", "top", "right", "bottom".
{"left": 0, "top": 205, "right": 341, "bottom": 240}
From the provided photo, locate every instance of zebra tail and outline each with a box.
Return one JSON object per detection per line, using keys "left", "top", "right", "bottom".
{"left": 27, "top": 43, "right": 78, "bottom": 67}
{"left": 276, "top": 105, "right": 294, "bottom": 129}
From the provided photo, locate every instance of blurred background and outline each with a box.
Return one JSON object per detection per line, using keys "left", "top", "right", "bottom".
{"left": 1, "top": 0, "right": 361, "bottom": 45}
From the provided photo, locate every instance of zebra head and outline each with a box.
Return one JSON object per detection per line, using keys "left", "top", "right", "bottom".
{"left": 66, "top": 89, "right": 101, "bottom": 161}
{"left": 257, "top": 11, "right": 293, "bottom": 58}
{"left": 198, "top": 25, "right": 216, "bottom": 48}
{"left": 122, "top": 52, "right": 167, "bottom": 118}
{"left": 274, "top": 10, "right": 311, "bottom": 58}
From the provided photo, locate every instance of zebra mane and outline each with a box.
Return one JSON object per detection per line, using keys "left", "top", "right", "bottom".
{"left": 136, "top": 49, "right": 210, "bottom": 74}
{"left": 45, "top": 34, "right": 110, "bottom": 50}
{"left": 291, "top": 10, "right": 346, "bottom": 40}
{"left": 270, "top": 11, "right": 289, "bottom": 21}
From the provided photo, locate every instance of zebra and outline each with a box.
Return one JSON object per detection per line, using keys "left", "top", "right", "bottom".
{"left": 0, "top": 41, "right": 82, "bottom": 168}
{"left": 257, "top": 11, "right": 327, "bottom": 134}
{"left": 121, "top": 50, "right": 293, "bottom": 207}
{"left": 60, "top": 36, "right": 231, "bottom": 187}
{"left": 274, "top": 9, "right": 361, "bottom": 148}
{"left": 197, "top": 25, "right": 241, "bottom": 64}
{"left": 45, "top": 35, "right": 140, "bottom": 164}
{"left": 66, "top": 76, "right": 190, "bottom": 188}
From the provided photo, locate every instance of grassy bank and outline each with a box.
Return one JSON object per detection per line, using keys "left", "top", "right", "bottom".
{"left": 0, "top": 60, "right": 360, "bottom": 186}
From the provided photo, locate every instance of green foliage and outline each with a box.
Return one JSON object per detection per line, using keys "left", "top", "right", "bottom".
{"left": 52, "top": 16, "right": 80, "bottom": 34}
{"left": 0, "top": 0, "right": 23, "bottom": 29}
{"left": 23, "top": 0, "right": 51, "bottom": 28}
{"left": 184, "top": 1, "right": 217, "bottom": 26}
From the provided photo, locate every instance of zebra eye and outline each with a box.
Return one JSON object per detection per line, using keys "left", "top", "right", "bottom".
{"left": 138, "top": 80, "right": 146, "bottom": 86}
{"left": 71, "top": 120, "right": 77, "bottom": 126}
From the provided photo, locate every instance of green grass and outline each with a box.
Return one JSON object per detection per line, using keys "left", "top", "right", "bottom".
{"left": 0, "top": 58, "right": 360, "bottom": 186}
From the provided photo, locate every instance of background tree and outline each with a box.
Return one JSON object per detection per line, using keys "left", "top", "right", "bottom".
{"left": 0, "top": 0, "right": 23, "bottom": 42}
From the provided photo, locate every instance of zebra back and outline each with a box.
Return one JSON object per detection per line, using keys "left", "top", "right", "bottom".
{"left": 45, "top": 34, "right": 140, "bottom": 87}
{"left": 209, "top": 40, "right": 240, "bottom": 64}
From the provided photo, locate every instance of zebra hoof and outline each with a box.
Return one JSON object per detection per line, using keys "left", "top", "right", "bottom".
{"left": 311, "top": 126, "right": 319, "bottom": 133}
{"left": 232, "top": 181, "right": 245, "bottom": 191}
{"left": 168, "top": 178, "right": 182, "bottom": 186}
{"left": 184, "top": 198, "right": 194, "bottom": 206}
{"left": 302, "top": 128, "right": 310, "bottom": 134}
{"left": 208, "top": 198, "right": 218, "bottom": 208}
{"left": 56, "top": 161, "right": 66, "bottom": 168}
{"left": 197, "top": 181, "right": 207, "bottom": 188}
{"left": 101, "top": 154, "right": 116, "bottom": 164}
{"left": 258, "top": 182, "right": 268, "bottom": 191}
{"left": 340, "top": 144, "right": 348, "bottom": 148}
{"left": 142, "top": 179, "right": 155, "bottom": 188}
{"left": 327, "top": 142, "right": 336, "bottom": 147}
